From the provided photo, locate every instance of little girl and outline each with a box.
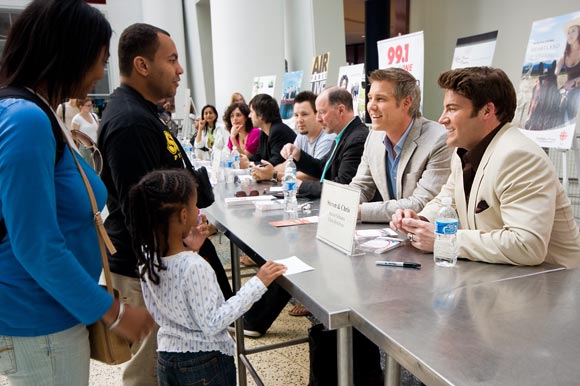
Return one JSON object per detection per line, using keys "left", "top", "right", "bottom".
{"left": 128, "top": 169, "right": 286, "bottom": 386}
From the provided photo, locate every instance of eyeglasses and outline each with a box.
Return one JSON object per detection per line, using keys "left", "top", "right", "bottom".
{"left": 235, "top": 190, "right": 260, "bottom": 197}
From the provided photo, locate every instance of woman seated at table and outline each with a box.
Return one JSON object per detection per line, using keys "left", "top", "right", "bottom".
{"left": 193, "top": 104, "right": 228, "bottom": 160}
{"left": 224, "top": 102, "right": 260, "bottom": 158}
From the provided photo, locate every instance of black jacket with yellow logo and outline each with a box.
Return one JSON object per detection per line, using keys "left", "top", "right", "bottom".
{"left": 98, "top": 84, "right": 183, "bottom": 278}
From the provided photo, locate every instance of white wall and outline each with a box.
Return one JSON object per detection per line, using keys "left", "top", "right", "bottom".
{"left": 183, "top": 0, "right": 215, "bottom": 114}
{"left": 311, "top": 0, "right": 347, "bottom": 90}
{"left": 92, "top": 0, "right": 143, "bottom": 96}
{"left": 283, "top": 0, "right": 316, "bottom": 83}
{"left": 410, "top": 0, "right": 580, "bottom": 121}
{"left": 210, "top": 0, "right": 287, "bottom": 116}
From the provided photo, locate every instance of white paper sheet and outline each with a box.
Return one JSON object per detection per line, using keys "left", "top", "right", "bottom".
{"left": 274, "top": 256, "right": 315, "bottom": 276}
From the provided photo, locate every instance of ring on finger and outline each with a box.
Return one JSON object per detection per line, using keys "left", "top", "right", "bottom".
{"left": 407, "top": 233, "right": 414, "bottom": 242}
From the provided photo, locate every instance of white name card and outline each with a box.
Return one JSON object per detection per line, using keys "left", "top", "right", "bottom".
{"left": 316, "top": 181, "right": 361, "bottom": 255}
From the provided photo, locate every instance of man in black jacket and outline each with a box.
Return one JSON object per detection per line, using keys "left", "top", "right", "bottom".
{"left": 281, "top": 86, "right": 368, "bottom": 197}
{"left": 98, "top": 23, "right": 231, "bottom": 386}
{"left": 239, "top": 93, "right": 296, "bottom": 170}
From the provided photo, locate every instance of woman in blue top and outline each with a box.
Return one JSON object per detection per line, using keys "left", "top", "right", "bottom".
{"left": 0, "top": 1, "right": 154, "bottom": 385}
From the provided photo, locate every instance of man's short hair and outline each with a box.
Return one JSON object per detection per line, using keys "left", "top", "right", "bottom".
{"left": 248, "top": 94, "right": 281, "bottom": 123}
{"left": 118, "top": 23, "right": 170, "bottom": 77}
{"left": 437, "top": 67, "right": 516, "bottom": 123}
{"left": 293, "top": 91, "right": 317, "bottom": 112}
{"left": 325, "top": 87, "right": 354, "bottom": 112}
{"left": 368, "top": 68, "right": 421, "bottom": 118}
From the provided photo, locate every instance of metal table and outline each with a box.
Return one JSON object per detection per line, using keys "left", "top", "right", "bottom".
{"left": 351, "top": 267, "right": 579, "bottom": 386}
{"left": 204, "top": 181, "right": 563, "bottom": 386}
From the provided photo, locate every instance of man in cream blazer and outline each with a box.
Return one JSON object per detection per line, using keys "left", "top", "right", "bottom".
{"left": 391, "top": 67, "right": 580, "bottom": 268}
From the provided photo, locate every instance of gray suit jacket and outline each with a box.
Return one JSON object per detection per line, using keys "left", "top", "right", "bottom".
{"left": 420, "top": 123, "right": 580, "bottom": 268}
{"left": 349, "top": 117, "right": 453, "bottom": 222}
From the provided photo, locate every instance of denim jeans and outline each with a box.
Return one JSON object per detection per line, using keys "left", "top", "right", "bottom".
{"left": 158, "top": 351, "right": 236, "bottom": 386}
{"left": 0, "top": 324, "right": 90, "bottom": 386}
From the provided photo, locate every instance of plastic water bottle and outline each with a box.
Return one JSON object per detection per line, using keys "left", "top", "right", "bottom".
{"left": 187, "top": 143, "right": 194, "bottom": 162}
{"left": 285, "top": 156, "right": 296, "bottom": 176}
{"left": 433, "top": 196, "right": 458, "bottom": 267}
{"left": 283, "top": 156, "right": 298, "bottom": 213}
{"left": 221, "top": 147, "right": 234, "bottom": 183}
{"left": 231, "top": 148, "right": 240, "bottom": 169}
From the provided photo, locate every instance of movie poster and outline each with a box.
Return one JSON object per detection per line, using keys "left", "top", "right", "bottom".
{"left": 451, "top": 31, "right": 498, "bottom": 69}
{"left": 516, "top": 11, "right": 580, "bottom": 149}
{"left": 252, "top": 75, "right": 276, "bottom": 97}
{"left": 310, "top": 52, "right": 330, "bottom": 94}
{"left": 337, "top": 63, "right": 366, "bottom": 121}
{"left": 377, "top": 31, "right": 424, "bottom": 107}
{"left": 280, "top": 70, "right": 303, "bottom": 128}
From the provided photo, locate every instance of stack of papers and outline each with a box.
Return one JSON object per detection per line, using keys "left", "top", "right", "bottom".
{"left": 359, "top": 237, "right": 402, "bottom": 254}
{"left": 254, "top": 200, "right": 285, "bottom": 211}
{"left": 225, "top": 195, "right": 276, "bottom": 206}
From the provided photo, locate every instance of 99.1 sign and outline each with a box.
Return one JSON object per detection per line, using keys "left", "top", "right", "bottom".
{"left": 386, "top": 43, "right": 409, "bottom": 65}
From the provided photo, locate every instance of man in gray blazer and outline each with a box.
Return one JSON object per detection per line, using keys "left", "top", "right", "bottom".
{"left": 350, "top": 68, "right": 453, "bottom": 222}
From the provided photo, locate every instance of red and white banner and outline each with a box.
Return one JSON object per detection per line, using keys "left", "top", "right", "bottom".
{"left": 377, "top": 31, "right": 424, "bottom": 108}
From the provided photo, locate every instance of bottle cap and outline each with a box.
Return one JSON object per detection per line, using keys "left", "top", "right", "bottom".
{"left": 441, "top": 196, "right": 452, "bottom": 206}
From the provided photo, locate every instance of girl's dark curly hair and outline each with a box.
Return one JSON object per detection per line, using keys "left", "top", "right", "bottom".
{"left": 128, "top": 169, "right": 197, "bottom": 285}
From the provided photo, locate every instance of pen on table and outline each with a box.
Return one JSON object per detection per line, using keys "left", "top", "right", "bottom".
{"left": 375, "top": 261, "right": 421, "bottom": 269}
{"left": 377, "top": 236, "right": 407, "bottom": 242}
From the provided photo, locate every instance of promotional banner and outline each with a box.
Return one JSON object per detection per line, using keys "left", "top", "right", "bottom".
{"left": 310, "top": 52, "right": 330, "bottom": 94}
{"left": 280, "top": 70, "right": 303, "bottom": 128}
{"left": 515, "top": 11, "right": 580, "bottom": 149}
{"left": 377, "top": 31, "right": 424, "bottom": 104}
{"left": 252, "top": 75, "right": 276, "bottom": 97}
{"left": 337, "top": 63, "right": 366, "bottom": 121}
{"left": 451, "top": 31, "right": 498, "bottom": 69}
{"left": 317, "top": 181, "right": 361, "bottom": 255}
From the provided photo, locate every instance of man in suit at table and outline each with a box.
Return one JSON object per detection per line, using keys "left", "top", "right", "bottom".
{"left": 350, "top": 68, "right": 453, "bottom": 223}
{"left": 280, "top": 86, "right": 369, "bottom": 197}
{"left": 391, "top": 66, "right": 580, "bottom": 268}
{"left": 239, "top": 93, "right": 296, "bottom": 169}
{"left": 235, "top": 88, "right": 368, "bottom": 339}
{"left": 251, "top": 90, "right": 335, "bottom": 183}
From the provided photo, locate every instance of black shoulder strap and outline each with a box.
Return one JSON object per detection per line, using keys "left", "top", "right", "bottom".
{"left": 0, "top": 86, "right": 65, "bottom": 241}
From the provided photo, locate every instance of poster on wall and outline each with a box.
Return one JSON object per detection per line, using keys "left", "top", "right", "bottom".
{"left": 337, "top": 63, "right": 366, "bottom": 121}
{"left": 515, "top": 11, "right": 580, "bottom": 149}
{"left": 280, "top": 71, "right": 303, "bottom": 129}
{"left": 252, "top": 75, "right": 276, "bottom": 97}
{"left": 311, "top": 52, "right": 330, "bottom": 94}
{"left": 377, "top": 31, "right": 424, "bottom": 107}
{"left": 451, "top": 31, "right": 498, "bottom": 69}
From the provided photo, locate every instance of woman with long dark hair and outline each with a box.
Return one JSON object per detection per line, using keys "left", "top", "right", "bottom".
{"left": 0, "top": 1, "right": 153, "bottom": 385}
{"left": 193, "top": 104, "right": 228, "bottom": 159}
{"left": 224, "top": 102, "right": 261, "bottom": 158}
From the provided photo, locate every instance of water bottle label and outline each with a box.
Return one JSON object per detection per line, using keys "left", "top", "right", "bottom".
{"left": 226, "top": 161, "right": 233, "bottom": 168}
{"left": 435, "top": 220, "right": 458, "bottom": 234}
{"left": 284, "top": 181, "right": 296, "bottom": 191}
